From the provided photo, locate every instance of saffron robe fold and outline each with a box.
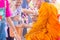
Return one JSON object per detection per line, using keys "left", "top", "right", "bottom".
{"left": 25, "top": 2, "right": 60, "bottom": 40}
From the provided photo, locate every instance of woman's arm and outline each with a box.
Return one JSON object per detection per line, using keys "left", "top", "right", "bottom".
{"left": 6, "top": 17, "right": 16, "bottom": 33}
{"left": 6, "top": 17, "right": 21, "bottom": 40}
{"left": 22, "top": 8, "right": 38, "bottom": 15}
{"left": 6, "top": 0, "right": 21, "bottom": 40}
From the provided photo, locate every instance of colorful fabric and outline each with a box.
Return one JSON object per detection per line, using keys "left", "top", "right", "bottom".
{"left": 0, "top": 8, "right": 5, "bottom": 21}
{"left": 0, "top": 0, "right": 5, "bottom": 8}
{"left": 0, "top": 8, "right": 6, "bottom": 40}
{"left": 0, "top": 0, "right": 11, "bottom": 17}
{"left": 0, "top": 0, "right": 11, "bottom": 40}
{"left": 25, "top": 2, "right": 60, "bottom": 40}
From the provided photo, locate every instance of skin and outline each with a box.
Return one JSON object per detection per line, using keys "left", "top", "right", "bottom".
{"left": 52, "top": 0, "right": 56, "bottom": 3}
{"left": 15, "top": 0, "right": 22, "bottom": 8}
{"left": 27, "top": 0, "right": 31, "bottom": 4}
{"left": 6, "top": 0, "right": 21, "bottom": 40}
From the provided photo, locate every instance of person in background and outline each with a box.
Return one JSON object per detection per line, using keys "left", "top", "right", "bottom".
{"left": 21, "top": 0, "right": 30, "bottom": 37}
{"left": 0, "top": 0, "right": 21, "bottom": 40}
{"left": 10, "top": 0, "right": 39, "bottom": 40}
{"left": 21, "top": 0, "right": 39, "bottom": 34}
{"left": 9, "top": 0, "right": 23, "bottom": 40}
{"left": 6, "top": 0, "right": 17, "bottom": 40}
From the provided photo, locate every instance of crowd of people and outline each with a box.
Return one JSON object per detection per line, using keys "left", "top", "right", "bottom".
{"left": 7, "top": 0, "right": 39, "bottom": 40}
{"left": 0, "top": 0, "right": 60, "bottom": 40}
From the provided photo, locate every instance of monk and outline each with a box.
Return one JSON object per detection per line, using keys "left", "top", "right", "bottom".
{"left": 25, "top": 0, "right": 60, "bottom": 40}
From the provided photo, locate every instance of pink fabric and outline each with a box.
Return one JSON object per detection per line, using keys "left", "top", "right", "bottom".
{"left": 6, "top": 0, "right": 11, "bottom": 17}
{"left": 0, "top": 0, "right": 11, "bottom": 17}
{"left": 0, "top": 0, "right": 4, "bottom": 8}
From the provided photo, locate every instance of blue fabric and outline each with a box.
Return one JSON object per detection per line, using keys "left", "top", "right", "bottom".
{"left": 0, "top": 8, "right": 6, "bottom": 40}
{"left": 0, "top": 37, "right": 6, "bottom": 40}
{"left": 13, "top": 21, "right": 18, "bottom": 26}
{"left": 22, "top": 0, "right": 27, "bottom": 8}
{"left": 0, "top": 22, "right": 6, "bottom": 39}
{"left": 28, "top": 15, "right": 32, "bottom": 23}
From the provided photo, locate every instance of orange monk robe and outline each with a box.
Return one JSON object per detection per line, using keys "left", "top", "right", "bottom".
{"left": 25, "top": 2, "right": 60, "bottom": 40}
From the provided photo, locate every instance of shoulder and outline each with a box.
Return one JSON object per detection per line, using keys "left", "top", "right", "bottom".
{"left": 41, "top": 2, "right": 57, "bottom": 10}
{"left": 38, "top": 2, "right": 50, "bottom": 12}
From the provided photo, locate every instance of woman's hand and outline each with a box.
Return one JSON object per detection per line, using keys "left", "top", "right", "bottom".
{"left": 13, "top": 15, "right": 20, "bottom": 21}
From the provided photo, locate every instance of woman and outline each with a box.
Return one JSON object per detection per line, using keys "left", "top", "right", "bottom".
{"left": 0, "top": 0, "right": 20, "bottom": 40}
{"left": 25, "top": 0, "right": 60, "bottom": 40}
{"left": 9, "top": 0, "right": 23, "bottom": 40}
